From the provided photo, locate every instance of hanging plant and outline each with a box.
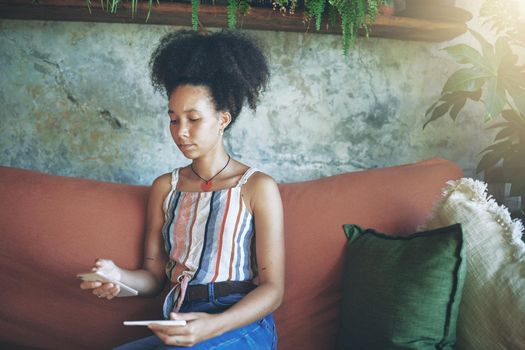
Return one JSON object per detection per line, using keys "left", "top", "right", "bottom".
{"left": 81, "top": 0, "right": 381, "bottom": 55}
{"left": 272, "top": 0, "right": 380, "bottom": 55}
{"left": 306, "top": 0, "right": 380, "bottom": 55}
{"left": 191, "top": 0, "right": 199, "bottom": 30}
{"left": 306, "top": 0, "right": 326, "bottom": 31}
{"left": 227, "top": 0, "right": 238, "bottom": 29}
{"left": 225, "top": 0, "right": 251, "bottom": 28}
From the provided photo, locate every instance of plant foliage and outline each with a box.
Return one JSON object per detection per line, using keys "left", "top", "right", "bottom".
{"left": 477, "top": 109, "right": 525, "bottom": 198}
{"left": 191, "top": 0, "right": 199, "bottom": 30}
{"left": 224, "top": 0, "right": 251, "bottom": 29}
{"left": 86, "top": 0, "right": 381, "bottom": 55}
{"left": 271, "top": 0, "right": 380, "bottom": 54}
{"left": 425, "top": 0, "right": 525, "bottom": 212}
{"left": 323, "top": 0, "right": 380, "bottom": 55}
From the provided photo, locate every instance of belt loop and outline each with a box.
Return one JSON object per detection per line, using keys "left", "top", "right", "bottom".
{"left": 208, "top": 282, "right": 215, "bottom": 301}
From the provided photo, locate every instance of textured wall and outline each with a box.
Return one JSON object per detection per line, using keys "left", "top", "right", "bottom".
{"left": 0, "top": 2, "right": 498, "bottom": 185}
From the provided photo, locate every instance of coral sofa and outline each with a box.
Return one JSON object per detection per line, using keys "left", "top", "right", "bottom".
{"left": 0, "top": 158, "right": 463, "bottom": 349}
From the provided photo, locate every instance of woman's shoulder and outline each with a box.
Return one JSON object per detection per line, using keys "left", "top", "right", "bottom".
{"left": 249, "top": 170, "right": 275, "bottom": 184}
{"left": 231, "top": 161, "right": 274, "bottom": 187}
{"left": 150, "top": 171, "right": 174, "bottom": 195}
{"left": 241, "top": 168, "right": 281, "bottom": 214}
{"left": 242, "top": 167, "right": 278, "bottom": 194}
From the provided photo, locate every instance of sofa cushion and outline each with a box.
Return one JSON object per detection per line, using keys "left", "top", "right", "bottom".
{"left": 337, "top": 223, "right": 465, "bottom": 349}
{"left": 275, "top": 158, "right": 463, "bottom": 350}
{"left": 420, "top": 178, "right": 525, "bottom": 350}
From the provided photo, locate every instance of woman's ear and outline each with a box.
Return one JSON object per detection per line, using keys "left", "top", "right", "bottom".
{"left": 219, "top": 111, "right": 232, "bottom": 131}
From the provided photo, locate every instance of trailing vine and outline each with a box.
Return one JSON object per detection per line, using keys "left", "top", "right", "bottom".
{"left": 227, "top": 0, "right": 238, "bottom": 28}
{"left": 191, "top": 0, "right": 199, "bottom": 30}
{"left": 226, "top": 0, "right": 250, "bottom": 29}
{"left": 315, "top": 0, "right": 380, "bottom": 55}
{"left": 305, "top": 0, "right": 326, "bottom": 31}
{"left": 82, "top": 0, "right": 381, "bottom": 55}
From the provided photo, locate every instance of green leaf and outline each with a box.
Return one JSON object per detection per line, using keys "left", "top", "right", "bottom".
{"left": 449, "top": 97, "right": 467, "bottom": 121}
{"left": 494, "top": 36, "right": 513, "bottom": 68}
{"left": 227, "top": 0, "right": 238, "bottom": 29}
{"left": 503, "top": 150, "right": 525, "bottom": 169}
{"left": 482, "top": 139, "right": 513, "bottom": 154}
{"left": 500, "top": 110, "right": 525, "bottom": 140}
{"left": 444, "top": 44, "right": 492, "bottom": 73}
{"left": 477, "top": 139, "right": 516, "bottom": 174}
{"left": 500, "top": 67, "right": 525, "bottom": 91}
{"left": 469, "top": 89, "right": 482, "bottom": 101}
{"left": 469, "top": 29, "right": 495, "bottom": 62}
{"left": 425, "top": 99, "right": 442, "bottom": 117}
{"left": 483, "top": 76, "right": 507, "bottom": 119}
{"left": 477, "top": 149, "right": 504, "bottom": 173}
{"left": 507, "top": 87, "right": 525, "bottom": 117}
{"left": 486, "top": 121, "right": 511, "bottom": 130}
{"left": 191, "top": 0, "right": 199, "bottom": 30}
{"left": 494, "top": 127, "right": 516, "bottom": 141}
{"left": 423, "top": 102, "right": 452, "bottom": 128}
{"left": 442, "top": 68, "right": 490, "bottom": 93}
{"left": 501, "top": 109, "right": 523, "bottom": 124}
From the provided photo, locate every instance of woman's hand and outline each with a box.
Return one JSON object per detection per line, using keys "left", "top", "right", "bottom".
{"left": 148, "top": 312, "right": 224, "bottom": 347}
{"left": 79, "top": 258, "right": 122, "bottom": 300}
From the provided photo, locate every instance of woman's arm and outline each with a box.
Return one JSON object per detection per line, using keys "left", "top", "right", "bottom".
{"left": 216, "top": 173, "right": 285, "bottom": 319}
{"left": 150, "top": 172, "right": 285, "bottom": 346}
{"left": 80, "top": 174, "right": 171, "bottom": 298}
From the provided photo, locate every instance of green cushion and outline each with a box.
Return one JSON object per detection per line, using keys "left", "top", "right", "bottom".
{"left": 337, "top": 223, "right": 465, "bottom": 350}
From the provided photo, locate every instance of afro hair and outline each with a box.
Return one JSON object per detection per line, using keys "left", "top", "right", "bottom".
{"left": 149, "top": 30, "right": 270, "bottom": 128}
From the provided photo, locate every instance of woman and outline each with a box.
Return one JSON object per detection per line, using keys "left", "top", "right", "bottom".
{"left": 80, "top": 30, "right": 285, "bottom": 349}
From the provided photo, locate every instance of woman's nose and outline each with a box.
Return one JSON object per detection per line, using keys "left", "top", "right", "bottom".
{"left": 177, "top": 124, "right": 189, "bottom": 138}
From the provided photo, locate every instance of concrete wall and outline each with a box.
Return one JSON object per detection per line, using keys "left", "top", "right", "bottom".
{"left": 0, "top": 1, "right": 503, "bottom": 185}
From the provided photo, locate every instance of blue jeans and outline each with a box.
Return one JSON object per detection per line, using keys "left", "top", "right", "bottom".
{"left": 114, "top": 287, "right": 277, "bottom": 349}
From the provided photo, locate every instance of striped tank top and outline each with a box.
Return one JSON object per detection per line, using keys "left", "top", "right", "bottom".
{"left": 162, "top": 167, "right": 258, "bottom": 316}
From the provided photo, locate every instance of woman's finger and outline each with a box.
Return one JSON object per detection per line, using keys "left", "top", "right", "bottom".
{"left": 148, "top": 323, "right": 189, "bottom": 336}
{"left": 150, "top": 329, "right": 192, "bottom": 346}
{"left": 169, "top": 312, "right": 204, "bottom": 321}
{"left": 80, "top": 281, "right": 102, "bottom": 290}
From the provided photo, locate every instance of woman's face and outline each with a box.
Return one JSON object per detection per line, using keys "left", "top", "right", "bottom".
{"left": 168, "top": 85, "right": 228, "bottom": 159}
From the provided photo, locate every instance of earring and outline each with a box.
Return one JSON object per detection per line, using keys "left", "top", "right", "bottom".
{"left": 219, "top": 129, "right": 224, "bottom": 136}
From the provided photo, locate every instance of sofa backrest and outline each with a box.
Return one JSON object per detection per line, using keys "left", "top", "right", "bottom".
{"left": 0, "top": 158, "right": 462, "bottom": 349}
{"left": 0, "top": 166, "right": 157, "bottom": 349}
{"left": 275, "top": 158, "right": 462, "bottom": 350}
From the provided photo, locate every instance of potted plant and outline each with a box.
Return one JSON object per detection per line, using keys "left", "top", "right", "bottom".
{"left": 424, "top": 0, "right": 525, "bottom": 219}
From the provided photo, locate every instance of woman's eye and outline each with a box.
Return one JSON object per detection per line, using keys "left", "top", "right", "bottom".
{"left": 169, "top": 120, "right": 177, "bottom": 125}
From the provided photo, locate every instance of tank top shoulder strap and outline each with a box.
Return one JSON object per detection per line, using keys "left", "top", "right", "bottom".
{"left": 163, "top": 168, "right": 181, "bottom": 213}
{"left": 171, "top": 168, "right": 181, "bottom": 191}
{"left": 236, "top": 167, "right": 259, "bottom": 187}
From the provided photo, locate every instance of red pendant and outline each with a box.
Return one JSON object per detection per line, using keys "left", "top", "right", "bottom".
{"left": 201, "top": 180, "right": 213, "bottom": 191}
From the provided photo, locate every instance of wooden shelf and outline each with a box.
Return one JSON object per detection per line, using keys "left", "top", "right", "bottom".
{"left": 0, "top": 0, "right": 467, "bottom": 42}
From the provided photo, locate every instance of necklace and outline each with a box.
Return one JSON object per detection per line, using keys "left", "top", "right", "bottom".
{"left": 190, "top": 155, "right": 231, "bottom": 191}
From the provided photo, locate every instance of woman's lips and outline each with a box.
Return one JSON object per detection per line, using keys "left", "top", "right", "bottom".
{"left": 178, "top": 144, "right": 194, "bottom": 150}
